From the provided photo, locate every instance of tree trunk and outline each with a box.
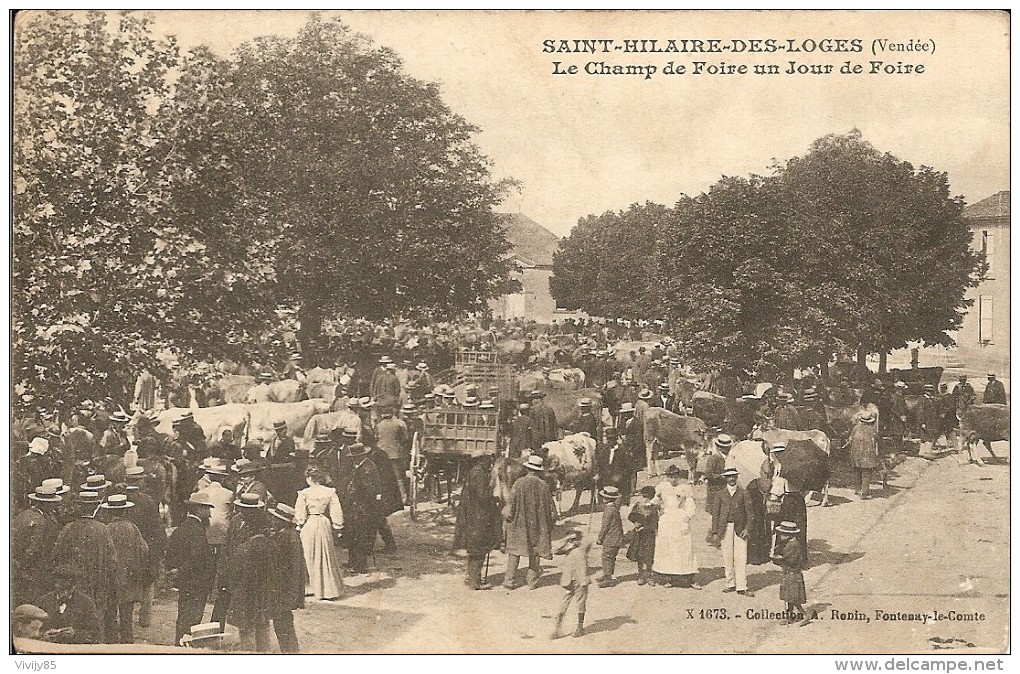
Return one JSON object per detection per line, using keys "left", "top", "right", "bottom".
{"left": 856, "top": 344, "right": 867, "bottom": 369}
{"left": 878, "top": 350, "right": 888, "bottom": 374}
{"left": 297, "top": 301, "right": 323, "bottom": 366}
{"left": 820, "top": 359, "right": 830, "bottom": 381}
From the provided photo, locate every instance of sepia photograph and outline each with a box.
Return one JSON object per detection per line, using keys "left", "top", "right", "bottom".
{"left": 9, "top": 9, "right": 1010, "bottom": 657}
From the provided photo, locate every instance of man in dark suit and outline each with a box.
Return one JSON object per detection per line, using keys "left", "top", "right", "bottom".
{"left": 983, "top": 373, "right": 1007, "bottom": 404}
{"left": 165, "top": 493, "right": 217, "bottom": 646}
{"left": 508, "top": 403, "right": 534, "bottom": 458}
{"left": 576, "top": 398, "right": 601, "bottom": 443}
{"left": 709, "top": 467, "right": 755, "bottom": 596}
{"left": 595, "top": 428, "right": 634, "bottom": 504}
{"left": 529, "top": 390, "right": 560, "bottom": 447}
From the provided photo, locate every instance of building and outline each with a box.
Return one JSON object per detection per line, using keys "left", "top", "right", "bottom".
{"left": 954, "top": 191, "right": 1010, "bottom": 371}
{"left": 488, "top": 212, "right": 564, "bottom": 323}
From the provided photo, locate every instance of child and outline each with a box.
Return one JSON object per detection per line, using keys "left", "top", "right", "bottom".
{"left": 773, "top": 520, "right": 810, "bottom": 626}
{"left": 627, "top": 485, "right": 658, "bottom": 585}
{"left": 552, "top": 531, "right": 592, "bottom": 639}
{"left": 596, "top": 486, "right": 624, "bottom": 587}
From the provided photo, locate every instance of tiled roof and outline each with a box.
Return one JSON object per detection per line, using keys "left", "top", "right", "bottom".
{"left": 964, "top": 191, "right": 1009, "bottom": 219}
{"left": 497, "top": 212, "right": 561, "bottom": 266}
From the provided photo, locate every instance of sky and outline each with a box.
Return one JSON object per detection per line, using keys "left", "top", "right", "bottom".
{"left": 141, "top": 9, "right": 1009, "bottom": 237}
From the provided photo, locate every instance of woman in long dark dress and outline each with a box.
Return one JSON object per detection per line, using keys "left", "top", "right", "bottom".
{"left": 744, "top": 478, "right": 772, "bottom": 565}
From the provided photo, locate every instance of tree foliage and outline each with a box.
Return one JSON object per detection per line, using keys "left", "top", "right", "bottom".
{"left": 658, "top": 176, "right": 840, "bottom": 374}
{"left": 205, "top": 16, "right": 519, "bottom": 352}
{"left": 13, "top": 11, "right": 278, "bottom": 412}
{"left": 550, "top": 202, "right": 665, "bottom": 319}
{"left": 549, "top": 130, "right": 984, "bottom": 376}
{"left": 13, "top": 11, "right": 517, "bottom": 411}
{"left": 775, "top": 130, "right": 984, "bottom": 358}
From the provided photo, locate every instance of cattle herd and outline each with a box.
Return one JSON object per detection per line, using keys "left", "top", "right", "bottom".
{"left": 8, "top": 314, "right": 1011, "bottom": 652}
{"left": 12, "top": 316, "right": 1008, "bottom": 524}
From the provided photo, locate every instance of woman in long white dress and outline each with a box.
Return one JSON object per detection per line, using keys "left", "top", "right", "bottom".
{"left": 295, "top": 466, "right": 346, "bottom": 600}
{"left": 652, "top": 465, "right": 701, "bottom": 588}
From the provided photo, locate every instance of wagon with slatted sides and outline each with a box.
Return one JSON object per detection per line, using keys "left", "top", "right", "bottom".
{"left": 407, "top": 406, "right": 500, "bottom": 521}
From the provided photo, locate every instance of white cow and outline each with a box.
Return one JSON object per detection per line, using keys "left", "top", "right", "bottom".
{"left": 543, "top": 431, "right": 597, "bottom": 515}
{"left": 245, "top": 399, "right": 333, "bottom": 446}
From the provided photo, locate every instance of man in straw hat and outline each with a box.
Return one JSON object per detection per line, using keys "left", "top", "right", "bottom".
{"left": 53, "top": 490, "right": 119, "bottom": 642}
{"left": 337, "top": 443, "right": 385, "bottom": 574}
{"left": 983, "top": 372, "right": 1007, "bottom": 405}
{"left": 703, "top": 433, "right": 734, "bottom": 517}
{"left": 223, "top": 492, "right": 273, "bottom": 651}
{"left": 98, "top": 493, "right": 148, "bottom": 643}
{"left": 266, "top": 503, "right": 304, "bottom": 653}
{"left": 192, "top": 457, "right": 234, "bottom": 550}
{"left": 12, "top": 480, "right": 65, "bottom": 606}
{"left": 709, "top": 467, "right": 755, "bottom": 596}
{"left": 231, "top": 458, "right": 274, "bottom": 507}
{"left": 166, "top": 492, "right": 217, "bottom": 646}
{"left": 849, "top": 411, "right": 880, "bottom": 500}
{"left": 576, "top": 398, "right": 601, "bottom": 445}
{"left": 503, "top": 454, "right": 557, "bottom": 590}
{"left": 122, "top": 466, "right": 165, "bottom": 628}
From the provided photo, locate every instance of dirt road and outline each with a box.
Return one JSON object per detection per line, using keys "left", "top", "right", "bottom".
{"left": 129, "top": 441, "right": 1009, "bottom": 654}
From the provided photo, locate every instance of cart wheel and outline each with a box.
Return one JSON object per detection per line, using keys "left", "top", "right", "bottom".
{"left": 409, "top": 431, "right": 420, "bottom": 521}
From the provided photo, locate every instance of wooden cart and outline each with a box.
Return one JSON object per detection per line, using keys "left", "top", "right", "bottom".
{"left": 408, "top": 407, "right": 500, "bottom": 521}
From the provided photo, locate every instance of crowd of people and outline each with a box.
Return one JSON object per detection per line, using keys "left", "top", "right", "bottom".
{"left": 10, "top": 311, "right": 1009, "bottom": 650}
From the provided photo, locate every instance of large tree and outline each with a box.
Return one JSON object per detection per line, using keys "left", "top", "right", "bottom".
{"left": 658, "top": 177, "right": 840, "bottom": 376}
{"left": 206, "top": 15, "right": 519, "bottom": 357}
{"left": 776, "top": 130, "right": 985, "bottom": 370}
{"left": 657, "top": 131, "right": 984, "bottom": 376}
{"left": 13, "top": 11, "right": 277, "bottom": 413}
{"left": 550, "top": 202, "right": 665, "bottom": 319}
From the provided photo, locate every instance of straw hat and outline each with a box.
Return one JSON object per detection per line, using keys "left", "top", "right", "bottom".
{"left": 775, "top": 520, "right": 800, "bottom": 534}
{"left": 27, "top": 484, "right": 62, "bottom": 503}
{"left": 39, "top": 478, "right": 70, "bottom": 495}
{"left": 524, "top": 455, "right": 544, "bottom": 471}
{"left": 81, "top": 474, "right": 111, "bottom": 491}
{"left": 99, "top": 493, "right": 134, "bottom": 510}
{"left": 599, "top": 485, "right": 621, "bottom": 500}
{"left": 234, "top": 492, "right": 266, "bottom": 509}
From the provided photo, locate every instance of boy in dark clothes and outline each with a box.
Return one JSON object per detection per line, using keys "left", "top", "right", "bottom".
{"left": 627, "top": 485, "right": 658, "bottom": 585}
{"left": 596, "top": 486, "right": 624, "bottom": 587}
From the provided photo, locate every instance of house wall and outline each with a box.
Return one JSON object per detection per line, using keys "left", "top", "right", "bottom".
{"left": 489, "top": 267, "right": 559, "bottom": 323}
{"left": 952, "top": 217, "right": 1010, "bottom": 370}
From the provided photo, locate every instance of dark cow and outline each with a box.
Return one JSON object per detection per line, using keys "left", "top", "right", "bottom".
{"left": 692, "top": 391, "right": 727, "bottom": 429}
{"left": 691, "top": 391, "right": 763, "bottom": 439}
{"left": 957, "top": 403, "right": 1009, "bottom": 463}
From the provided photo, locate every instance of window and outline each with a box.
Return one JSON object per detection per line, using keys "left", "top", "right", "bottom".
{"left": 982, "top": 230, "right": 995, "bottom": 276}
{"left": 979, "top": 295, "right": 994, "bottom": 345}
